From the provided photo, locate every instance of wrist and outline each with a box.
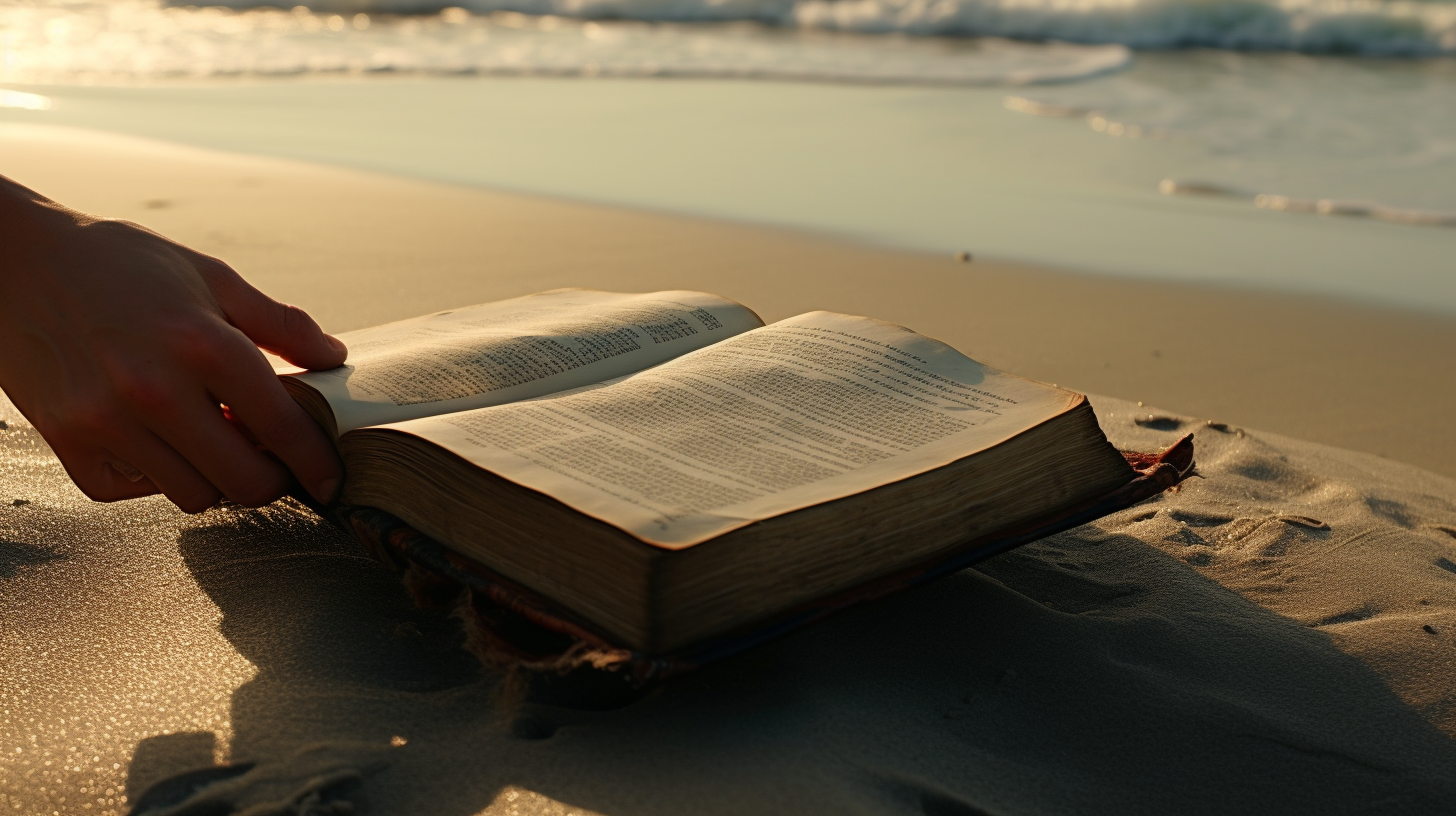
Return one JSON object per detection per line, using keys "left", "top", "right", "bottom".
{"left": 0, "top": 176, "right": 88, "bottom": 279}
{"left": 0, "top": 174, "right": 48, "bottom": 214}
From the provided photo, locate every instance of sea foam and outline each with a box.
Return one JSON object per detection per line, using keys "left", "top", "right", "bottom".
{"left": 249, "top": 0, "right": 1456, "bottom": 55}
{"left": 3, "top": 0, "right": 1454, "bottom": 88}
{"left": 0, "top": 1, "right": 1130, "bottom": 84}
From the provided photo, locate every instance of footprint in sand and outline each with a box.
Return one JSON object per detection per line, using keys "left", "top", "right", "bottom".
{"left": 1133, "top": 415, "right": 1185, "bottom": 431}
{"left": 1311, "top": 605, "right": 1378, "bottom": 628}
{"left": 1213, "top": 516, "right": 1330, "bottom": 558}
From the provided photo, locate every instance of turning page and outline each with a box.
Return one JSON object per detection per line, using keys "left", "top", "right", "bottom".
{"left": 369, "top": 311, "right": 1083, "bottom": 547}
{"left": 281, "top": 289, "right": 763, "bottom": 432}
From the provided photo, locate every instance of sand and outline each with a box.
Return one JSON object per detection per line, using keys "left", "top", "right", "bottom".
{"left": 2, "top": 125, "right": 1455, "bottom": 814}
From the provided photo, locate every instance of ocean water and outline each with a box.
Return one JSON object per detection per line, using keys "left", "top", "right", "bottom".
{"left": 2, "top": 0, "right": 1454, "bottom": 312}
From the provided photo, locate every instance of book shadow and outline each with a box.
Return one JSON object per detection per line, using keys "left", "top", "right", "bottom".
{"left": 146, "top": 503, "right": 1456, "bottom": 815}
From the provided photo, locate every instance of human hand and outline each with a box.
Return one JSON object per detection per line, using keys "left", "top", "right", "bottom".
{"left": 0, "top": 175, "right": 346, "bottom": 512}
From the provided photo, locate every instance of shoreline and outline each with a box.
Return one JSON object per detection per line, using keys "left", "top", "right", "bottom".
{"left": 6, "top": 122, "right": 1456, "bottom": 479}
{"left": 7, "top": 75, "right": 1456, "bottom": 317}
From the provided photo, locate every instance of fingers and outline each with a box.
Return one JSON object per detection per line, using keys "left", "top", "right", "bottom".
{"left": 50, "top": 432, "right": 221, "bottom": 513}
{"left": 143, "top": 391, "right": 299, "bottom": 509}
{"left": 53, "top": 391, "right": 304, "bottom": 512}
{"left": 107, "top": 432, "right": 224, "bottom": 513}
{"left": 60, "top": 453, "right": 163, "bottom": 503}
{"left": 56, "top": 389, "right": 320, "bottom": 513}
{"left": 207, "top": 343, "right": 344, "bottom": 505}
{"left": 202, "top": 261, "right": 347, "bottom": 371}
{"left": 44, "top": 333, "right": 318, "bottom": 510}
{"left": 184, "top": 258, "right": 345, "bottom": 502}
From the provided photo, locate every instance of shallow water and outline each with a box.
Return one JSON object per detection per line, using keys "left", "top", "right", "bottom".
{"left": 6, "top": 73, "right": 1455, "bottom": 314}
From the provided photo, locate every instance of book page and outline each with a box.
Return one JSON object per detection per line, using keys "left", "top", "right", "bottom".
{"left": 281, "top": 289, "right": 764, "bottom": 433}
{"left": 370, "top": 311, "right": 1083, "bottom": 548}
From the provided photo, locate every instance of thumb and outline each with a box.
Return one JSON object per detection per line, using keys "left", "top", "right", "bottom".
{"left": 207, "top": 263, "right": 347, "bottom": 370}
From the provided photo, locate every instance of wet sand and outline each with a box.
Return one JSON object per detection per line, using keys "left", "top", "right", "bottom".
{"left": 1, "top": 125, "right": 1454, "bottom": 814}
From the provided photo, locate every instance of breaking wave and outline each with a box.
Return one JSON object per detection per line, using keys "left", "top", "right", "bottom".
{"left": 0, "top": 2, "right": 1132, "bottom": 84}
{"left": 1, "top": 0, "right": 1453, "bottom": 87}
{"left": 250, "top": 0, "right": 1456, "bottom": 56}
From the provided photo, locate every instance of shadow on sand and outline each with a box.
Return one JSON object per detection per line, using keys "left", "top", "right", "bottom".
{"left": 132, "top": 500, "right": 1456, "bottom": 814}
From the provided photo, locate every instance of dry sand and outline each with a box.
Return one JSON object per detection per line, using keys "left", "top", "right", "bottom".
{"left": 2, "top": 124, "right": 1455, "bottom": 814}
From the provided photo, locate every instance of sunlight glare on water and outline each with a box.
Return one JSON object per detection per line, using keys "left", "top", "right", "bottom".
{"left": 0, "top": 1, "right": 1131, "bottom": 85}
{"left": 0, "top": 88, "right": 51, "bottom": 110}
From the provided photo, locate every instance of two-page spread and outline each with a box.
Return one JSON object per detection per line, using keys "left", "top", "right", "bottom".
{"left": 283, "top": 290, "right": 1080, "bottom": 547}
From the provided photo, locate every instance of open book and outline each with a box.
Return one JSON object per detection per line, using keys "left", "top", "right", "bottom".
{"left": 280, "top": 289, "right": 1178, "bottom": 656}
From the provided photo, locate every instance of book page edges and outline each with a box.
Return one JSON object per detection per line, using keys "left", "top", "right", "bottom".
{"left": 343, "top": 390, "right": 1091, "bottom": 551}
{"left": 279, "top": 375, "right": 340, "bottom": 439}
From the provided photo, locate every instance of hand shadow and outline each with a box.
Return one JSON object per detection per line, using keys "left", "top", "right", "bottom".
{"left": 145, "top": 500, "right": 1456, "bottom": 816}
{"left": 131, "top": 502, "right": 485, "bottom": 815}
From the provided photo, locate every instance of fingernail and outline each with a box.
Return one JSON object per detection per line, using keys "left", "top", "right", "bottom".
{"left": 317, "top": 476, "right": 341, "bottom": 504}
{"left": 326, "top": 335, "right": 348, "bottom": 354}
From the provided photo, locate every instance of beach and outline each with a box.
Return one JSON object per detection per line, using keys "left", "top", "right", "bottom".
{"left": 9, "top": 123, "right": 1456, "bottom": 476}
{"left": 2, "top": 126, "right": 1455, "bottom": 814}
